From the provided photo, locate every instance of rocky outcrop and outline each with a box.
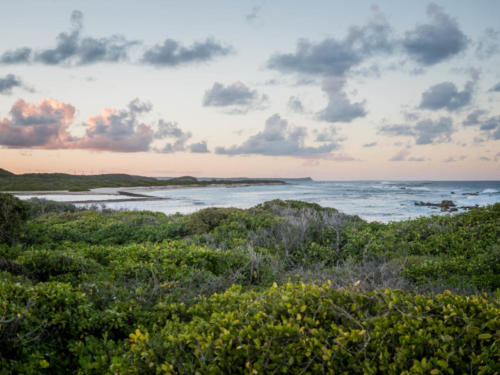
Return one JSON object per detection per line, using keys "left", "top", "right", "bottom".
{"left": 415, "top": 200, "right": 457, "bottom": 212}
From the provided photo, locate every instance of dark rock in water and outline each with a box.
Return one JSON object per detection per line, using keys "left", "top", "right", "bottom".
{"left": 463, "top": 192, "right": 479, "bottom": 196}
{"left": 415, "top": 200, "right": 456, "bottom": 212}
{"left": 441, "top": 200, "right": 456, "bottom": 207}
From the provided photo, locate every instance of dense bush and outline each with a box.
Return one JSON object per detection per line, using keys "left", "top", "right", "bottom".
{"left": 0, "top": 193, "right": 30, "bottom": 245}
{"left": 22, "top": 210, "right": 189, "bottom": 245}
{"left": 26, "top": 197, "right": 81, "bottom": 218}
{"left": 122, "top": 283, "right": 500, "bottom": 374}
{"left": 0, "top": 199, "right": 498, "bottom": 374}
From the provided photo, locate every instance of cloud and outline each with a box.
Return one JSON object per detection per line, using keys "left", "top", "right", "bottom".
{"left": 389, "top": 149, "right": 410, "bottom": 161}
{"left": 0, "top": 74, "right": 24, "bottom": 94}
{"left": 189, "top": 141, "right": 209, "bottom": 153}
{"left": 0, "top": 10, "right": 231, "bottom": 68}
{"left": 419, "top": 81, "right": 473, "bottom": 111}
{"left": 313, "top": 126, "right": 340, "bottom": 142}
{"left": 462, "top": 110, "right": 500, "bottom": 140}
{"left": 267, "top": 9, "right": 392, "bottom": 77}
{"left": 407, "top": 156, "right": 426, "bottom": 162}
{"left": 153, "top": 120, "right": 192, "bottom": 153}
{"left": 379, "top": 117, "right": 454, "bottom": 145}
{"left": 0, "top": 11, "right": 138, "bottom": 66}
{"left": 475, "top": 28, "right": 500, "bottom": 59}
{"left": 141, "top": 38, "right": 231, "bottom": 67}
{"left": 202, "top": 82, "right": 268, "bottom": 113}
{"left": 363, "top": 142, "right": 377, "bottom": 147}
{"left": 317, "top": 78, "right": 366, "bottom": 123}
{"left": 215, "top": 113, "right": 340, "bottom": 157}
{"left": 489, "top": 82, "right": 500, "bottom": 92}
{"left": 0, "top": 48, "right": 32, "bottom": 64}
{"left": 0, "top": 98, "right": 75, "bottom": 148}
{"left": 443, "top": 155, "right": 466, "bottom": 163}
{"left": 402, "top": 3, "right": 468, "bottom": 65}
{"left": 245, "top": 5, "right": 262, "bottom": 22}
{"left": 75, "top": 99, "right": 154, "bottom": 152}
{"left": 287, "top": 96, "right": 305, "bottom": 113}
{"left": 267, "top": 4, "right": 468, "bottom": 79}
{"left": 0, "top": 98, "right": 203, "bottom": 153}
{"left": 463, "top": 109, "right": 488, "bottom": 126}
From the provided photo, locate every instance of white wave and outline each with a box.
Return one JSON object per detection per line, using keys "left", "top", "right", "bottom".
{"left": 481, "top": 188, "right": 499, "bottom": 194}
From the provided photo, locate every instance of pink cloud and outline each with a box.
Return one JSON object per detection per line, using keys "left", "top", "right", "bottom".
{"left": 0, "top": 98, "right": 75, "bottom": 149}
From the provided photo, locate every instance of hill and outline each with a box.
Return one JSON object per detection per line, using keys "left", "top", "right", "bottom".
{"left": 0, "top": 168, "right": 15, "bottom": 177}
{"left": 0, "top": 171, "right": 284, "bottom": 191}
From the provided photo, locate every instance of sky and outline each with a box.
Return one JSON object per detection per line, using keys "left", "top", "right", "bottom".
{"left": 0, "top": 0, "right": 499, "bottom": 180}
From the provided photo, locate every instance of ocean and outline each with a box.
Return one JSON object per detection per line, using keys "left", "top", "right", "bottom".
{"left": 17, "top": 180, "right": 500, "bottom": 223}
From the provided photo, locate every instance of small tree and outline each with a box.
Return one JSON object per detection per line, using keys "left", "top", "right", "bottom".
{"left": 0, "top": 193, "right": 30, "bottom": 244}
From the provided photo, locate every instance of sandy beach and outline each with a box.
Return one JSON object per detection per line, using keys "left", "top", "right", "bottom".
{"left": 10, "top": 182, "right": 287, "bottom": 203}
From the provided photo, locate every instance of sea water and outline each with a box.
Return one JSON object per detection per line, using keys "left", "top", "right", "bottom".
{"left": 17, "top": 180, "right": 500, "bottom": 223}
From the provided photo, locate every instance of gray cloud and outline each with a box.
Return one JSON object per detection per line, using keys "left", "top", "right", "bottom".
{"left": 267, "top": 10, "right": 392, "bottom": 76}
{"left": 141, "top": 38, "right": 231, "bottom": 67}
{"left": 1, "top": 10, "right": 230, "bottom": 68}
{"left": 314, "top": 126, "right": 339, "bottom": 142}
{"left": 245, "top": 5, "right": 262, "bottom": 22}
{"left": 462, "top": 110, "right": 500, "bottom": 140}
{"left": 317, "top": 78, "right": 366, "bottom": 123}
{"left": 153, "top": 120, "right": 192, "bottom": 153}
{"left": 379, "top": 117, "right": 454, "bottom": 145}
{"left": 489, "top": 82, "right": 500, "bottom": 92}
{"left": 1, "top": 11, "right": 136, "bottom": 66}
{"left": 215, "top": 113, "right": 340, "bottom": 157}
{"left": 363, "top": 142, "right": 377, "bottom": 147}
{"left": 7, "top": 11, "right": 138, "bottom": 66}
{"left": 408, "top": 156, "right": 426, "bottom": 162}
{"left": 202, "top": 82, "right": 268, "bottom": 113}
{"left": 475, "top": 28, "right": 500, "bottom": 59}
{"left": 443, "top": 155, "right": 466, "bottom": 163}
{"left": 189, "top": 141, "right": 209, "bottom": 153}
{"left": 403, "top": 3, "right": 468, "bottom": 65}
{"left": 0, "top": 74, "right": 23, "bottom": 94}
{"left": 463, "top": 109, "right": 488, "bottom": 126}
{"left": 0, "top": 48, "right": 32, "bottom": 64}
{"left": 287, "top": 96, "right": 305, "bottom": 113}
{"left": 267, "top": 4, "right": 469, "bottom": 81}
{"left": 419, "top": 81, "right": 473, "bottom": 111}
{"left": 389, "top": 149, "right": 410, "bottom": 161}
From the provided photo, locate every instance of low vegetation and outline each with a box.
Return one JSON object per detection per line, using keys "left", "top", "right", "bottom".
{"left": 0, "top": 168, "right": 284, "bottom": 192}
{"left": 0, "top": 194, "right": 498, "bottom": 374}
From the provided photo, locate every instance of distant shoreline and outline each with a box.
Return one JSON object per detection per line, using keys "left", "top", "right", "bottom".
{"left": 9, "top": 182, "right": 287, "bottom": 203}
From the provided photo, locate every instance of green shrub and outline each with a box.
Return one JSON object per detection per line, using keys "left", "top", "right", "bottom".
{"left": 17, "top": 249, "right": 101, "bottom": 283}
{"left": 0, "top": 193, "right": 30, "bottom": 244}
{"left": 122, "top": 283, "right": 500, "bottom": 375}
{"left": 0, "top": 278, "right": 100, "bottom": 374}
